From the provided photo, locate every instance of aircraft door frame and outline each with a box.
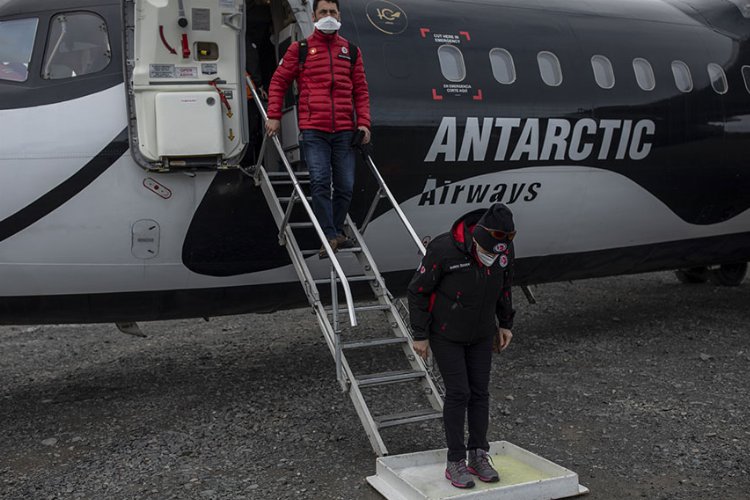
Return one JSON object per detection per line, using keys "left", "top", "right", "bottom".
{"left": 271, "top": 0, "right": 313, "bottom": 169}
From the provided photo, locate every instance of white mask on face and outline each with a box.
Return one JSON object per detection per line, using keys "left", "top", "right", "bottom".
{"left": 314, "top": 16, "right": 341, "bottom": 33}
{"left": 474, "top": 241, "right": 498, "bottom": 266}
{"left": 478, "top": 250, "right": 498, "bottom": 267}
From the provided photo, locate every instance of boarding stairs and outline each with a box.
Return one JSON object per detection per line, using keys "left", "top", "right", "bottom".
{"left": 242, "top": 77, "right": 444, "bottom": 456}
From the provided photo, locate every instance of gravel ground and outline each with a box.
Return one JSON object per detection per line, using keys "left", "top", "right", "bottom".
{"left": 1, "top": 271, "right": 748, "bottom": 500}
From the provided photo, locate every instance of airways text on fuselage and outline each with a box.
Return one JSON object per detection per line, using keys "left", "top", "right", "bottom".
{"left": 425, "top": 117, "right": 656, "bottom": 163}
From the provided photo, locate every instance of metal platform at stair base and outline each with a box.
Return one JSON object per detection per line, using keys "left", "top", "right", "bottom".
{"left": 367, "top": 441, "right": 589, "bottom": 500}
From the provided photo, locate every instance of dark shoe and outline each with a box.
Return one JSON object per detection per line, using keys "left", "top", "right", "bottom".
{"left": 445, "top": 459, "right": 475, "bottom": 489}
{"left": 335, "top": 234, "right": 356, "bottom": 249}
{"left": 318, "top": 238, "right": 339, "bottom": 259}
{"left": 467, "top": 448, "right": 500, "bottom": 483}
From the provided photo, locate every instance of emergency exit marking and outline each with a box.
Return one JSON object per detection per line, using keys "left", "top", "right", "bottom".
{"left": 432, "top": 33, "right": 461, "bottom": 44}
{"left": 228, "top": 129, "right": 235, "bottom": 141}
{"left": 443, "top": 83, "right": 472, "bottom": 96}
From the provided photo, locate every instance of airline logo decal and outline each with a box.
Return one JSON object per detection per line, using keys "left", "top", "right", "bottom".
{"left": 425, "top": 117, "right": 656, "bottom": 163}
{"left": 366, "top": 1, "right": 408, "bottom": 35}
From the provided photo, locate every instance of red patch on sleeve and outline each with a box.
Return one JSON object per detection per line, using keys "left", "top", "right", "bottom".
{"left": 428, "top": 292, "right": 437, "bottom": 312}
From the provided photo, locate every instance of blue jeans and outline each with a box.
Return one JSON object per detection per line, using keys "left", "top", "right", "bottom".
{"left": 301, "top": 130, "right": 356, "bottom": 240}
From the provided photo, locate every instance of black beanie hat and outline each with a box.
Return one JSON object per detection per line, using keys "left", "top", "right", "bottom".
{"left": 474, "top": 203, "right": 515, "bottom": 254}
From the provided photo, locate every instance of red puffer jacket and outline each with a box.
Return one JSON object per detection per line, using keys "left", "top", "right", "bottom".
{"left": 267, "top": 30, "right": 371, "bottom": 132}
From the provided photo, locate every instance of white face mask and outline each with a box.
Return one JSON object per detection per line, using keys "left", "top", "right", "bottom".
{"left": 474, "top": 240, "right": 498, "bottom": 266}
{"left": 314, "top": 16, "right": 341, "bottom": 33}
{"left": 477, "top": 250, "right": 498, "bottom": 267}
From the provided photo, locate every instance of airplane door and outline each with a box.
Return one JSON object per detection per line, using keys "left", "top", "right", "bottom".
{"left": 122, "top": 0, "right": 248, "bottom": 171}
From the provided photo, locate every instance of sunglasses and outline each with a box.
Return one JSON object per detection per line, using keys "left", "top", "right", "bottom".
{"left": 478, "top": 225, "right": 517, "bottom": 242}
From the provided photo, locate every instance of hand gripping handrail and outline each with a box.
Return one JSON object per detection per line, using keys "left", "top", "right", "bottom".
{"left": 245, "top": 76, "right": 357, "bottom": 327}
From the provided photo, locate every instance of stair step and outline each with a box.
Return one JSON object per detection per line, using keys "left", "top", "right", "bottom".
{"left": 289, "top": 222, "right": 315, "bottom": 229}
{"left": 341, "top": 337, "right": 408, "bottom": 350}
{"left": 375, "top": 409, "right": 443, "bottom": 429}
{"left": 356, "top": 369, "right": 426, "bottom": 388}
{"left": 279, "top": 196, "right": 313, "bottom": 204}
{"left": 267, "top": 171, "right": 309, "bottom": 179}
{"left": 270, "top": 178, "right": 310, "bottom": 186}
{"left": 327, "top": 304, "right": 392, "bottom": 314}
{"left": 302, "top": 247, "right": 362, "bottom": 257}
{"left": 315, "top": 275, "right": 377, "bottom": 285}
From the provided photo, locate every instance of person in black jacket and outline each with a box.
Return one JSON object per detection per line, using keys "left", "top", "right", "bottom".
{"left": 408, "top": 203, "right": 516, "bottom": 489}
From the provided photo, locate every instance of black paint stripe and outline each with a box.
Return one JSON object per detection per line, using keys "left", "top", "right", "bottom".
{"left": 0, "top": 129, "right": 129, "bottom": 243}
{"left": 2, "top": 232, "right": 750, "bottom": 325}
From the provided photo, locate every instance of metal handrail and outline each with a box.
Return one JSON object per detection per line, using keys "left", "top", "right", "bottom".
{"left": 245, "top": 75, "right": 358, "bottom": 327}
{"left": 362, "top": 153, "right": 427, "bottom": 257}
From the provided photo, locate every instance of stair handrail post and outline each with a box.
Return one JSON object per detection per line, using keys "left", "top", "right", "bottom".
{"left": 246, "top": 75, "right": 358, "bottom": 327}
{"left": 362, "top": 152, "right": 426, "bottom": 257}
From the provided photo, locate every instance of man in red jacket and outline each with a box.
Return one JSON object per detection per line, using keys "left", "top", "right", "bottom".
{"left": 266, "top": 0, "right": 371, "bottom": 255}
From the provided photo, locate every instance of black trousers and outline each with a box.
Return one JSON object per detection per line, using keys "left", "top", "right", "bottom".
{"left": 430, "top": 333, "right": 493, "bottom": 462}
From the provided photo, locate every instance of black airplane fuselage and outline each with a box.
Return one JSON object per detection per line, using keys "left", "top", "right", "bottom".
{"left": 1, "top": 0, "right": 749, "bottom": 324}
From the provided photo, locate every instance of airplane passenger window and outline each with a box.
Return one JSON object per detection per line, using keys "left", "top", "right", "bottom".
{"left": 438, "top": 45, "right": 466, "bottom": 82}
{"left": 537, "top": 51, "right": 562, "bottom": 86}
{"left": 707, "top": 63, "right": 728, "bottom": 94}
{"left": 489, "top": 48, "right": 516, "bottom": 84}
{"left": 0, "top": 18, "right": 38, "bottom": 82}
{"left": 671, "top": 61, "right": 693, "bottom": 93}
{"left": 742, "top": 65, "right": 750, "bottom": 94}
{"left": 591, "top": 55, "right": 614, "bottom": 89}
{"left": 633, "top": 58, "right": 655, "bottom": 91}
{"left": 42, "top": 12, "right": 111, "bottom": 80}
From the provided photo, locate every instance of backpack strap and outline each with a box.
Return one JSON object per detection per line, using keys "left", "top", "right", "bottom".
{"left": 349, "top": 41, "right": 358, "bottom": 69}
{"left": 298, "top": 40, "right": 308, "bottom": 69}
{"left": 298, "top": 39, "right": 356, "bottom": 71}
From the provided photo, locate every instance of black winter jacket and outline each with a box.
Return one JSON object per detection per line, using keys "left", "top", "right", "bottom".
{"left": 407, "top": 209, "right": 515, "bottom": 343}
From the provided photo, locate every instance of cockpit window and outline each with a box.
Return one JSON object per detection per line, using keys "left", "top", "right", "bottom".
{"left": 0, "top": 18, "right": 38, "bottom": 83}
{"left": 42, "top": 12, "right": 111, "bottom": 80}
